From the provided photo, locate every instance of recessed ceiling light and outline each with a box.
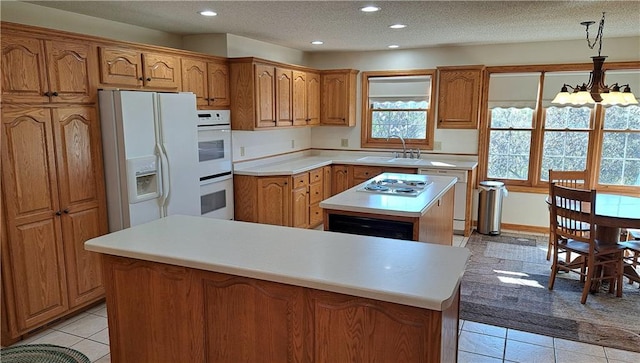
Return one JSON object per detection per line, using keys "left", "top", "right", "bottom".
{"left": 199, "top": 10, "right": 217, "bottom": 17}
{"left": 388, "top": 45, "right": 400, "bottom": 49}
{"left": 311, "top": 40, "right": 324, "bottom": 45}
{"left": 389, "top": 24, "right": 406, "bottom": 29}
{"left": 360, "top": 6, "right": 381, "bottom": 13}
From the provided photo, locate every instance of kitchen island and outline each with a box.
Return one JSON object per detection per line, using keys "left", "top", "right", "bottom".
{"left": 321, "top": 173, "right": 457, "bottom": 245}
{"left": 85, "top": 215, "right": 470, "bottom": 362}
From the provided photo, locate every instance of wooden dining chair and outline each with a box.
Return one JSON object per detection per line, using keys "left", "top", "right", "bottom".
{"left": 546, "top": 169, "right": 590, "bottom": 261}
{"left": 620, "top": 229, "right": 640, "bottom": 286}
{"left": 548, "top": 184, "right": 625, "bottom": 304}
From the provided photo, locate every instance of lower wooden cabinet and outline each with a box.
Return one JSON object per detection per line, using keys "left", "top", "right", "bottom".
{"left": 234, "top": 167, "right": 328, "bottom": 229}
{"left": 102, "top": 255, "right": 459, "bottom": 363}
{"left": 1, "top": 105, "right": 107, "bottom": 342}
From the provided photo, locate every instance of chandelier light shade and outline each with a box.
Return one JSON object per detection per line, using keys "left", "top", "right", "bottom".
{"left": 551, "top": 12, "right": 638, "bottom": 106}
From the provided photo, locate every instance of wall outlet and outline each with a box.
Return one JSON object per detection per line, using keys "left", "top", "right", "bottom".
{"left": 341, "top": 138, "right": 349, "bottom": 147}
{"left": 240, "top": 146, "right": 245, "bottom": 156}
{"left": 291, "top": 139, "right": 295, "bottom": 149}
{"left": 434, "top": 141, "right": 442, "bottom": 150}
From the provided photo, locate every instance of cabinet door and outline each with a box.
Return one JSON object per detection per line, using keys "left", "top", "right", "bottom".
{"left": 275, "top": 68, "right": 293, "bottom": 127}
{"left": 437, "top": 67, "right": 483, "bottom": 129}
{"left": 1, "top": 35, "right": 49, "bottom": 103}
{"left": 1, "top": 107, "right": 69, "bottom": 331}
{"left": 255, "top": 64, "right": 276, "bottom": 128}
{"left": 291, "top": 187, "right": 309, "bottom": 228}
{"left": 52, "top": 107, "right": 106, "bottom": 307}
{"left": 306, "top": 72, "right": 321, "bottom": 125}
{"left": 332, "top": 165, "right": 350, "bottom": 195}
{"left": 181, "top": 58, "right": 209, "bottom": 106}
{"left": 257, "top": 176, "right": 289, "bottom": 226}
{"left": 99, "top": 47, "right": 143, "bottom": 87}
{"left": 208, "top": 62, "right": 230, "bottom": 107}
{"left": 292, "top": 71, "right": 308, "bottom": 126}
{"left": 321, "top": 71, "right": 357, "bottom": 126}
{"left": 44, "top": 40, "right": 97, "bottom": 104}
{"left": 142, "top": 52, "right": 181, "bottom": 90}
{"left": 323, "top": 166, "right": 332, "bottom": 198}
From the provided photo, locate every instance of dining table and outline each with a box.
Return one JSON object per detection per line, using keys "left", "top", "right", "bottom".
{"left": 593, "top": 193, "right": 640, "bottom": 285}
{"left": 547, "top": 192, "right": 640, "bottom": 287}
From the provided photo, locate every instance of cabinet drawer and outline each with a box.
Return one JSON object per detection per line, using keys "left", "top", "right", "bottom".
{"left": 292, "top": 173, "right": 309, "bottom": 187}
{"left": 309, "top": 169, "right": 323, "bottom": 184}
{"left": 310, "top": 203, "right": 323, "bottom": 227}
{"left": 352, "top": 166, "right": 383, "bottom": 180}
{"left": 309, "top": 183, "right": 323, "bottom": 204}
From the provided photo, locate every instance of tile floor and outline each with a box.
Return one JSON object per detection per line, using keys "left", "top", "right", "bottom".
{"left": 7, "top": 234, "right": 640, "bottom": 363}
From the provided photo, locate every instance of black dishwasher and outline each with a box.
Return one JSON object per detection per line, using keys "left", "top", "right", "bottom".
{"left": 327, "top": 214, "right": 414, "bottom": 240}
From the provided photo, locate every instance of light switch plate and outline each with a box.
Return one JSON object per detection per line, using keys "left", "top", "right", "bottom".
{"left": 341, "top": 138, "right": 349, "bottom": 147}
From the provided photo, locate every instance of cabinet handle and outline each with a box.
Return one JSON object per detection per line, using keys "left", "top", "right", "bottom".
{"left": 55, "top": 210, "right": 62, "bottom": 216}
{"left": 63, "top": 209, "right": 69, "bottom": 214}
{"left": 52, "top": 91, "right": 58, "bottom": 97}
{"left": 284, "top": 182, "right": 288, "bottom": 185}
{"left": 44, "top": 91, "right": 51, "bottom": 97}
{"left": 139, "top": 77, "right": 144, "bottom": 81}
{"left": 146, "top": 77, "right": 151, "bottom": 81}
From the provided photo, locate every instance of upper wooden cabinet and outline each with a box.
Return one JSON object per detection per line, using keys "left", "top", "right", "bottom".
{"left": 1, "top": 105, "right": 107, "bottom": 335}
{"left": 99, "top": 46, "right": 181, "bottom": 90}
{"left": 320, "top": 69, "right": 358, "bottom": 126}
{"left": 436, "top": 66, "right": 484, "bottom": 129}
{"left": 181, "top": 57, "right": 230, "bottom": 108}
{"left": 293, "top": 71, "right": 320, "bottom": 126}
{"left": 229, "top": 58, "right": 340, "bottom": 130}
{"left": 2, "top": 34, "right": 97, "bottom": 104}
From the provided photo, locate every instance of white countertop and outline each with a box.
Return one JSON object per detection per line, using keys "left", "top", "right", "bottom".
{"left": 85, "top": 215, "right": 470, "bottom": 311}
{"left": 320, "top": 173, "right": 457, "bottom": 217}
{"left": 233, "top": 152, "right": 478, "bottom": 176}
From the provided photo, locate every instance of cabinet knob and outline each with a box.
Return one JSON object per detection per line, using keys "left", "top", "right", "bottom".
{"left": 139, "top": 77, "right": 144, "bottom": 81}
{"left": 63, "top": 209, "right": 69, "bottom": 214}
{"left": 52, "top": 91, "right": 58, "bottom": 97}
{"left": 55, "top": 210, "right": 62, "bottom": 216}
{"left": 146, "top": 77, "right": 151, "bottom": 81}
{"left": 44, "top": 91, "right": 51, "bottom": 97}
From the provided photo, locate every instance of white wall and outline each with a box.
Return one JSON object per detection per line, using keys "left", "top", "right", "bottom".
{"left": 1, "top": 1, "right": 183, "bottom": 48}
{"left": 232, "top": 128, "right": 311, "bottom": 161}
{"left": 182, "top": 34, "right": 228, "bottom": 57}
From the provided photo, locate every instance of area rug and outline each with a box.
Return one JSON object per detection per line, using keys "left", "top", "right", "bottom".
{"left": 0, "top": 343, "right": 90, "bottom": 363}
{"left": 460, "top": 232, "right": 640, "bottom": 353}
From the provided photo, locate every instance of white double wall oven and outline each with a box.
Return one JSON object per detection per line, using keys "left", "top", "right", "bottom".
{"left": 197, "top": 110, "right": 234, "bottom": 220}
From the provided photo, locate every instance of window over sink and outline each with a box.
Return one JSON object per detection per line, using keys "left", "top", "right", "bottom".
{"left": 361, "top": 70, "right": 436, "bottom": 150}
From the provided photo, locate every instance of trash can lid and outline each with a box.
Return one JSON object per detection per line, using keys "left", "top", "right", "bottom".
{"left": 479, "top": 181, "right": 505, "bottom": 189}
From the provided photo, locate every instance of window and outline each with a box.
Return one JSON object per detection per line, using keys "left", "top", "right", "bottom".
{"left": 361, "top": 70, "right": 436, "bottom": 149}
{"left": 481, "top": 64, "right": 640, "bottom": 193}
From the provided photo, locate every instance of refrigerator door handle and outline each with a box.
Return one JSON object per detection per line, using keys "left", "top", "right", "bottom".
{"left": 157, "top": 143, "right": 170, "bottom": 217}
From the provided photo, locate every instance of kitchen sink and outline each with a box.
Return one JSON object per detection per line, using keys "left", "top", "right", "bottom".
{"left": 388, "top": 158, "right": 424, "bottom": 164}
{"left": 356, "top": 156, "right": 394, "bottom": 162}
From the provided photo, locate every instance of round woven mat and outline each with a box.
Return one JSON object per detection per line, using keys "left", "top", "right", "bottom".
{"left": 0, "top": 344, "right": 90, "bottom": 363}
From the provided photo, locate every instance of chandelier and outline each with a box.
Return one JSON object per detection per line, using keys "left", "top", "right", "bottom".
{"left": 551, "top": 12, "right": 638, "bottom": 106}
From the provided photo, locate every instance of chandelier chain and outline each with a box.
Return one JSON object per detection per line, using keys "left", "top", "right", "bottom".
{"left": 584, "top": 12, "right": 605, "bottom": 56}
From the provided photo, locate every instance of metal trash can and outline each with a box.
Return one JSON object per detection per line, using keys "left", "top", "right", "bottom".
{"left": 477, "top": 181, "right": 508, "bottom": 235}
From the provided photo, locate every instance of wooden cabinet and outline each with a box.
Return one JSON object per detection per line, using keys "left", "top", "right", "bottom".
{"left": 276, "top": 67, "right": 294, "bottom": 126}
{"left": 332, "top": 165, "right": 351, "bottom": 195}
{"left": 99, "top": 46, "right": 181, "bottom": 90}
{"left": 320, "top": 69, "right": 358, "bottom": 126}
{"left": 2, "top": 35, "right": 97, "bottom": 104}
{"left": 437, "top": 65, "right": 484, "bottom": 129}
{"left": 257, "top": 176, "right": 290, "bottom": 226}
{"left": 1, "top": 105, "right": 107, "bottom": 335}
{"left": 352, "top": 165, "right": 384, "bottom": 185}
{"left": 292, "top": 71, "right": 320, "bottom": 126}
{"left": 291, "top": 173, "right": 309, "bottom": 228}
{"left": 234, "top": 168, "right": 328, "bottom": 229}
{"left": 102, "top": 255, "right": 460, "bottom": 363}
{"left": 181, "top": 57, "right": 230, "bottom": 108}
{"left": 230, "top": 58, "right": 327, "bottom": 130}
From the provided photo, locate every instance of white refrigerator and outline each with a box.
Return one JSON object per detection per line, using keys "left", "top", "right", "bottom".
{"left": 99, "top": 90, "right": 201, "bottom": 232}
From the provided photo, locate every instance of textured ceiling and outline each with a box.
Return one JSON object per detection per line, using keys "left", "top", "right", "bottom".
{"left": 22, "top": 0, "right": 640, "bottom": 52}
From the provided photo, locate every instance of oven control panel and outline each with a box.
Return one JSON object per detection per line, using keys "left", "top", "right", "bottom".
{"left": 197, "top": 110, "right": 230, "bottom": 126}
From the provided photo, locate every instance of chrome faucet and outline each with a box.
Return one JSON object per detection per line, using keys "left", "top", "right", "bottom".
{"left": 386, "top": 134, "right": 406, "bottom": 158}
